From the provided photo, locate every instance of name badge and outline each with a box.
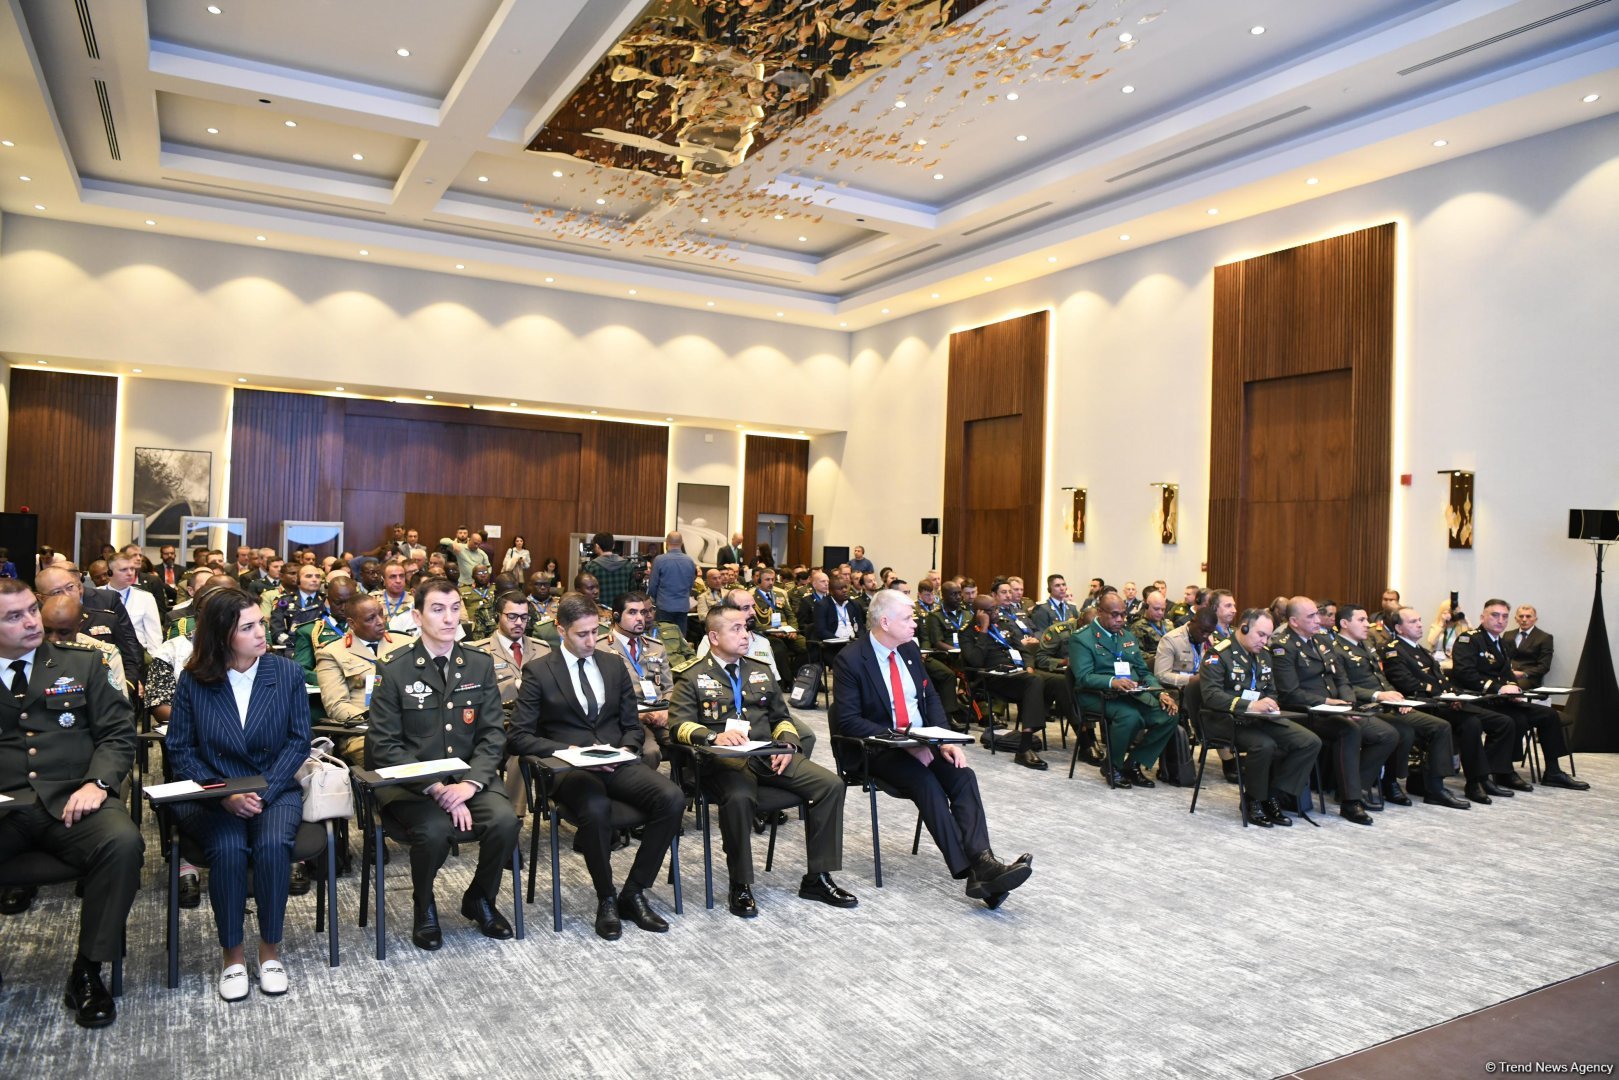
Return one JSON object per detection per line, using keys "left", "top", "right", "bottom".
{"left": 363, "top": 671, "right": 375, "bottom": 707}
{"left": 641, "top": 678, "right": 657, "bottom": 702}
{"left": 1241, "top": 689, "right": 1260, "bottom": 702}
{"left": 951, "top": 631, "right": 960, "bottom": 647}
{"left": 724, "top": 716, "right": 749, "bottom": 734}
{"left": 1114, "top": 661, "right": 1132, "bottom": 677}
{"left": 770, "top": 611, "right": 782, "bottom": 628}
{"left": 1007, "top": 648, "right": 1022, "bottom": 666}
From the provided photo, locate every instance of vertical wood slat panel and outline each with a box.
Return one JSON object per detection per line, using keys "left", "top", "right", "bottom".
{"left": 943, "top": 310, "right": 1047, "bottom": 584}
{"left": 1207, "top": 223, "right": 1395, "bottom": 607}
{"left": 4, "top": 369, "right": 118, "bottom": 557}
{"left": 742, "top": 435, "right": 809, "bottom": 548}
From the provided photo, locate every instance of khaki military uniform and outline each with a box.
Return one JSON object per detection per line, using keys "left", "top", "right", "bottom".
{"left": 315, "top": 631, "right": 413, "bottom": 765}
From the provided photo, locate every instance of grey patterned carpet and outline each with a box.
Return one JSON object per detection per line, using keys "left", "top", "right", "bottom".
{"left": 3, "top": 707, "right": 1617, "bottom": 1080}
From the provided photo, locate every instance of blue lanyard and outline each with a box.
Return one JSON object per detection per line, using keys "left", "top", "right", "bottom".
{"left": 622, "top": 640, "right": 645, "bottom": 678}
{"left": 943, "top": 608, "right": 964, "bottom": 630}
{"left": 986, "top": 626, "right": 1013, "bottom": 648}
{"left": 322, "top": 614, "right": 343, "bottom": 636}
{"left": 835, "top": 603, "right": 851, "bottom": 626}
{"left": 383, "top": 594, "right": 408, "bottom": 616}
{"left": 757, "top": 589, "right": 774, "bottom": 610}
{"left": 1190, "top": 642, "right": 1202, "bottom": 671}
{"left": 1097, "top": 628, "right": 1123, "bottom": 661}
{"left": 1052, "top": 601, "right": 1066, "bottom": 621}
{"left": 722, "top": 664, "right": 743, "bottom": 720}
{"left": 1248, "top": 661, "right": 1259, "bottom": 690}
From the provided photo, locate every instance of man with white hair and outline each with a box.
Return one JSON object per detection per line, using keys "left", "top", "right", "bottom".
{"left": 830, "top": 591, "right": 1033, "bottom": 908}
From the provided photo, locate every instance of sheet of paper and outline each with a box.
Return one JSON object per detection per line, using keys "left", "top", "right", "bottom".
{"left": 1383, "top": 699, "right": 1425, "bottom": 708}
{"left": 374, "top": 757, "right": 470, "bottom": 779}
{"left": 1311, "top": 704, "right": 1353, "bottom": 713}
{"left": 554, "top": 745, "right": 637, "bottom": 768}
{"left": 1535, "top": 686, "right": 1575, "bottom": 694}
{"left": 145, "top": 780, "right": 204, "bottom": 799}
{"left": 903, "top": 725, "right": 973, "bottom": 741}
{"left": 1438, "top": 692, "right": 1479, "bottom": 701}
{"left": 0, "top": 792, "right": 12, "bottom": 803}
{"left": 709, "top": 740, "right": 775, "bottom": 754}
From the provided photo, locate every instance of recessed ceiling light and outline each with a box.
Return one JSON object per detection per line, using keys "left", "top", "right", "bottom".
{"left": 894, "top": 100, "right": 907, "bottom": 109}
{"left": 18, "top": 176, "right": 29, "bottom": 182}
{"left": 775, "top": 311, "right": 785, "bottom": 317}
{"left": 590, "top": 410, "right": 599, "bottom": 415}
{"left": 1006, "top": 92, "right": 1019, "bottom": 101}
{"left": 699, "top": 216, "right": 709, "bottom": 223}
{"left": 595, "top": 198, "right": 606, "bottom": 205}
{"left": 1432, "top": 139, "right": 1448, "bottom": 147}
{"left": 36, "top": 359, "right": 47, "bottom": 365}
{"left": 664, "top": 416, "right": 674, "bottom": 422}
{"left": 544, "top": 276, "right": 554, "bottom": 283}
{"left": 734, "top": 424, "right": 743, "bottom": 429}
{"left": 797, "top": 430, "right": 805, "bottom": 435}
{"left": 510, "top": 402, "right": 519, "bottom": 407}
{"left": 32, "top": 204, "right": 43, "bottom": 211}
{"left": 1250, "top": 25, "right": 1266, "bottom": 35}
{"left": 358, "top": 249, "right": 369, "bottom": 255}
{"left": 1015, "top": 134, "right": 1028, "bottom": 142}
{"left": 881, "top": 308, "right": 889, "bottom": 314}
{"left": 132, "top": 368, "right": 142, "bottom": 374}
{"left": 237, "top": 377, "right": 247, "bottom": 383}
{"left": 627, "top": 289, "right": 637, "bottom": 295}
{"left": 1583, "top": 93, "right": 1601, "bottom": 103}
{"left": 772, "top": 213, "right": 784, "bottom": 220}
{"left": 796, "top": 235, "right": 808, "bottom": 243}
{"left": 206, "top": 4, "right": 222, "bottom": 13}
{"left": 396, "top": 48, "right": 411, "bottom": 57}
{"left": 144, "top": 219, "right": 156, "bottom": 226}
{"left": 1047, "top": 256, "right": 1057, "bottom": 263}
{"left": 255, "top": 235, "right": 266, "bottom": 241}
{"left": 206, "top": 127, "right": 219, "bottom": 134}
{"left": 932, "top": 173, "right": 944, "bottom": 180}
{"left": 1207, "top": 208, "right": 1219, "bottom": 215}
{"left": 454, "top": 263, "right": 465, "bottom": 269}
{"left": 335, "top": 386, "right": 345, "bottom": 391}
{"left": 0, "top": 140, "right": 13, "bottom": 147}
{"left": 916, "top": 138, "right": 928, "bottom": 146}
{"left": 1121, "top": 85, "right": 1135, "bottom": 94}
{"left": 983, "top": 276, "right": 993, "bottom": 282}
{"left": 931, "top": 292, "right": 940, "bottom": 299}
{"left": 477, "top": 175, "right": 488, "bottom": 183}
{"left": 551, "top": 170, "right": 564, "bottom": 179}
{"left": 1119, "top": 233, "right": 1131, "bottom": 241}
{"left": 284, "top": 120, "right": 297, "bottom": 128}
{"left": 1118, "top": 32, "right": 1133, "bottom": 42}
{"left": 1306, "top": 176, "right": 1319, "bottom": 185}
{"left": 838, "top": 321, "right": 847, "bottom": 327}
{"left": 424, "top": 394, "right": 435, "bottom": 400}
{"left": 352, "top": 153, "right": 364, "bottom": 161}
{"left": 706, "top": 300, "right": 715, "bottom": 306}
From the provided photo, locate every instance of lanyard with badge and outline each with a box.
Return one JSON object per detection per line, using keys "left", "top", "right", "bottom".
{"left": 1240, "top": 656, "right": 1261, "bottom": 702}
{"left": 721, "top": 664, "right": 747, "bottom": 733}
{"left": 758, "top": 589, "right": 782, "bottom": 628}
{"left": 623, "top": 639, "right": 658, "bottom": 702}
{"left": 383, "top": 593, "right": 408, "bottom": 617}
{"left": 1100, "top": 628, "right": 1131, "bottom": 678}
{"left": 986, "top": 624, "right": 1021, "bottom": 665}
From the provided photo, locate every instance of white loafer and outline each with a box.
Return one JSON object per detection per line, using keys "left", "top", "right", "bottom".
{"left": 219, "top": 963, "right": 249, "bottom": 1002}
{"left": 257, "top": 959, "right": 288, "bottom": 996}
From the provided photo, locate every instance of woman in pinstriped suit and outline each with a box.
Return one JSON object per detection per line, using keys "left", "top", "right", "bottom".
{"left": 167, "top": 588, "right": 310, "bottom": 1001}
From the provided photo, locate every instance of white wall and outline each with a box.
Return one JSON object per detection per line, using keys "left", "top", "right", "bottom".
{"left": 666, "top": 425, "right": 743, "bottom": 559}
{"left": 823, "top": 112, "right": 1619, "bottom": 685}
{"left": 115, "top": 378, "right": 232, "bottom": 540}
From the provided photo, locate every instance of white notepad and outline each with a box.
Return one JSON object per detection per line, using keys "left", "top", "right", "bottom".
{"left": 375, "top": 757, "right": 470, "bottom": 779}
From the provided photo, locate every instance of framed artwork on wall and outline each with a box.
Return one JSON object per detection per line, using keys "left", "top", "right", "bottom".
{"left": 133, "top": 447, "right": 212, "bottom": 544}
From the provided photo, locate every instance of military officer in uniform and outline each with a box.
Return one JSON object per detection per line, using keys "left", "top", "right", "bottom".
{"left": 918, "top": 581, "right": 971, "bottom": 733}
{"left": 292, "top": 574, "right": 356, "bottom": 679}
{"left": 366, "top": 579, "right": 519, "bottom": 951}
{"left": 671, "top": 607, "right": 854, "bottom": 918}
{"left": 1029, "top": 574, "right": 1077, "bottom": 632}
{"left": 1070, "top": 592, "right": 1180, "bottom": 788}
{"left": 1451, "top": 599, "right": 1588, "bottom": 791}
{"left": 1127, "top": 588, "right": 1172, "bottom": 665}
{"left": 750, "top": 567, "right": 805, "bottom": 681}
{"left": 1270, "top": 597, "right": 1397, "bottom": 825}
{"left": 0, "top": 579, "right": 142, "bottom": 1027}
{"left": 1199, "top": 609, "right": 1322, "bottom": 827}
{"left": 1330, "top": 604, "right": 1468, "bottom": 809}
{"left": 961, "top": 597, "right": 1051, "bottom": 770}
{"left": 376, "top": 559, "right": 415, "bottom": 635}
{"left": 459, "top": 564, "right": 498, "bottom": 641}
{"left": 466, "top": 591, "right": 544, "bottom": 708}
{"left": 315, "top": 594, "right": 412, "bottom": 766}
{"left": 269, "top": 563, "right": 327, "bottom": 647}
{"left": 599, "top": 590, "right": 672, "bottom": 764}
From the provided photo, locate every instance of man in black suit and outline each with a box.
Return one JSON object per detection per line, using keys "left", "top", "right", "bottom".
{"left": 960, "top": 597, "right": 1052, "bottom": 770}
{"left": 831, "top": 591, "right": 1032, "bottom": 907}
{"left": 1504, "top": 605, "right": 1553, "bottom": 689}
{"left": 715, "top": 532, "right": 748, "bottom": 573}
{"left": 508, "top": 592, "right": 682, "bottom": 940}
{"left": 33, "top": 565, "right": 144, "bottom": 693}
{"left": 813, "top": 576, "right": 864, "bottom": 643}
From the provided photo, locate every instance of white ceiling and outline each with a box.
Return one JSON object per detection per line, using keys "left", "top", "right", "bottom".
{"left": 1, "top": 0, "right": 1616, "bottom": 328}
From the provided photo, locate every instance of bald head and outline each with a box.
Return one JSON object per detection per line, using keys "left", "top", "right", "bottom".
{"left": 40, "top": 594, "right": 83, "bottom": 642}
{"left": 666, "top": 531, "right": 684, "bottom": 551}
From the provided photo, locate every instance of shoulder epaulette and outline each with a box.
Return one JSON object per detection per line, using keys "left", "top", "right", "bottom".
{"left": 672, "top": 654, "right": 705, "bottom": 676}
{"left": 54, "top": 639, "right": 94, "bottom": 651}
{"left": 1212, "top": 639, "right": 1232, "bottom": 652}
{"left": 381, "top": 647, "right": 415, "bottom": 664}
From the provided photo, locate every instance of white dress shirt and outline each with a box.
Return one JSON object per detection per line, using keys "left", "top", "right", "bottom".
{"left": 110, "top": 584, "right": 163, "bottom": 653}
{"left": 226, "top": 660, "right": 259, "bottom": 728}
{"left": 868, "top": 637, "right": 917, "bottom": 726}
{"left": 561, "top": 643, "right": 606, "bottom": 715}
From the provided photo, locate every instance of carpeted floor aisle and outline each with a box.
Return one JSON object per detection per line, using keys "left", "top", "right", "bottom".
{"left": 3, "top": 707, "right": 1617, "bottom": 1080}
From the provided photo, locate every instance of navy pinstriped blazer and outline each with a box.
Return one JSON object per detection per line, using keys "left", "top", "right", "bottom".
{"left": 167, "top": 653, "right": 311, "bottom": 804}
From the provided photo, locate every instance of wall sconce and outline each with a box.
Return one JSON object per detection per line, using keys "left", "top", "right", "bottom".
{"left": 1437, "top": 470, "right": 1474, "bottom": 549}
{"left": 1061, "top": 486, "right": 1086, "bottom": 543}
{"left": 1149, "top": 482, "right": 1179, "bottom": 545}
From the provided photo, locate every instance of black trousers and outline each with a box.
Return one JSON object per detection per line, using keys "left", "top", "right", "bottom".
{"left": 705, "top": 755, "right": 843, "bottom": 886}
{"left": 381, "top": 787, "right": 519, "bottom": 900}
{"left": 1295, "top": 712, "right": 1399, "bottom": 804}
{"left": 978, "top": 670, "right": 1046, "bottom": 730}
{"left": 1490, "top": 698, "right": 1571, "bottom": 770}
{"left": 553, "top": 762, "right": 683, "bottom": 898}
{"left": 867, "top": 749, "right": 988, "bottom": 878}
{"left": 923, "top": 659, "right": 967, "bottom": 724}
{"left": 1380, "top": 708, "right": 1456, "bottom": 787}
{"left": 1204, "top": 714, "right": 1321, "bottom": 803}
{"left": 0, "top": 800, "right": 143, "bottom": 963}
{"left": 1433, "top": 704, "right": 1516, "bottom": 779}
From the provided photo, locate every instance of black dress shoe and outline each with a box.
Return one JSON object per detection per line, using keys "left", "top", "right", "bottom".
{"left": 983, "top": 891, "right": 1010, "bottom": 910}
{"left": 288, "top": 862, "right": 310, "bottom": 896}
{"left": 1340, "top": 800, "right": 1374, "bottom": 826}
{"left": 1481, "top": 778, "right": 1513, "bottom": 798}
{"left": 1381, "top": 780, "right": 1413, "bottom": 806}
{"left": 1362, "top": 788, "right": 1385, "bottom": 811}
{"left": 797, "top": 872, "right": 858, "bottom": 908}
{"left": 1244, "top": 801, "right": 1274, "bottom": 828}
{"left": 1498, "top": 772, "right": 1534, "bottom": 792}
{"left": 1124, "top": 764, "right": 1155, "bottom": 788}
{"left": 1541, "top": 771, "right": 1590, "bottom": 791}
{"left": 1015, "top": 750, "right": 1048, "bottom": 771}
{"left": 1465, "top": 782, "right": 1493, "bottom": 805}
{"left": 1100, "top": 764, "right": 1132, "bottom": 788}
{"left": 63, "top": 959, "right": 115, "bottom": 1029}
{"left": 617, "top": 888, "right": 670, "bottom": 933}
{"left": 595, "top": 893, "right": 623, "bottom": 940}
{"left": 965, "top": 851, "right": 1033, "bottom": 900}
{"left": 1424, "top": 786, "right": 1470, "bottom": 809}
{"left": 728, "top": 883, "right": 758, "bottom": 919}
{"left": 0, "top": 885, "right": 37, "bottom": 915}
{"left": 460, "top": 891, "right": 513, "bottom": 940}
{"left": 178, "top": 873, "right": 201, "bottom": 909}
{"left": 411, "top": 894, "right": 442, "bottom": 951}
{"left": 1259, "top": 798, "right": 1293, "bottom": 826}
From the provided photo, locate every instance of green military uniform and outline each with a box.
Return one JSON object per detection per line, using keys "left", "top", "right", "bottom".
{"left": 1035, "top": 618, "right": 1080, "bottom": 674}
{"left": 917, "top": 605, "right": 970, "bottom": 729}
{"left": 1198, "top": 638, "right": 1320, "bottom": 804}
{"left": 1068, "top": 621, "right": 1178, "bottom": 773}
{"left": 290, "top": 613, "right": 346, "bottom": 723}
{"left": 365, "top": 640, "right": 518, "bottom": 902}
{"left": 529, "top": 618, "right": 560, "bottom": 647}
{"left": 1168, "top": 601, "right": 1193, "bottom": 627}
{"left": 459, "top": 584, "right": 497, "bottom": 641}
{"left": 654, "top": 623, "right": 694, "bottom": 666}
{"left": 1128, "top": 615, "right": 1170, "bottom": 664}
{"left": 0, "top": 641, "right": 142, "bottom": 964}
{"left": 165, "top": 612, "right": 198, "bottom": 642}
{"left": 1029, "top": 597, "right": 1076, "bottom": 633}
{"left": 670, "top": 653, "right": 844, "bottom": 886}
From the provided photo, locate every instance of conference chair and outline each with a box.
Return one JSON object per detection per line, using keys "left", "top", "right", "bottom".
{"left": 0, "top": 854, "right": 124, "bottom": 995}
{"left": 665, "top": 742, "right": 808, "bottom": 910}
{"left": 827, "top": 733, "right": 924, "bottom": 888}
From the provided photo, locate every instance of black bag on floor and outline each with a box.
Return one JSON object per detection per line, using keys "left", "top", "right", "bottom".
{"left": 1156, "top": 724, "right": 1197, "bottom": 786}
{"left": 788, "top": 663, "right": 823, "bottom": 708}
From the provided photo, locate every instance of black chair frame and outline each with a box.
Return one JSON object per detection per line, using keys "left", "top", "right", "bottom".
{"left": 829, "top": 734, "right": 924, "bottom": 888}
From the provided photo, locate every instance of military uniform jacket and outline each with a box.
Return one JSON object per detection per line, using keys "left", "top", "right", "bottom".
{"left": 366, "top": 640, "right": 506, "bottom": 802}
{"left": 995, "top": 606, "right": 1037, "bottom": 642}
{"left": 292, "top": 614, "right": 346, "bottom": 678}
{"left": 270, "top": 594, "right": 325, "bottom": 646}
{"left": 1450, "top": 630, "right": 1517, "bottom": 694}
{"left": 599, "top": 631, "right": 672, "bottom": 703}
{"left": 752, "top": 586, "right": 797, "bottom": 631}
{"left": 1128, "top": 617, "right": 1169, "bottom": 661}
{"left": 1199, "top": 638, "right": 1278, "bottom": 717}
{"left": 1035, "top": 618, "right": 1080, "bottom": 673}
{"left": 1270, "top": 628, "right": 1353, "bottom": 709}
{"left": 961, "top": 625, "right": 1024, "bottom": 671}
{"left": 1382, "top": 637, "right": 1451, "bottom": 699}
{"left": 0, "top": 641, "right": 135, "bottom": 816}
{"left": 920, "top": 606, "right": 969, "bottom": 652}
{"left": 1070, "top": 622, "right": 1160, "bottom": 693}
{"left": 1331, "top": 635, "right": 1397, "bottom": 704}
{"left": 1030, "top": 598, "right": 1077, "bottom": 633}
{"left": 465, "top": 632, "right": 549, "bottom": 706}
{"left": 459, "top": 585, "right": 497, "bottom": 640}
{"left": 671, "top": 654, "right": 801, "bottom": 753}
{"left": 316, "top": 632, "right": 412, "bottom": 722}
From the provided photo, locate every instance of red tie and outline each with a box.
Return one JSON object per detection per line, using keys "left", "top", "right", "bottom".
{"left": 888, "top": 651, "right": 910, "bottom": 731}
{"left": 629, "top": 638, "right": 639, "bottom": 664}
{"left": 512, "top": 639, "right": 522, "bottom": 667}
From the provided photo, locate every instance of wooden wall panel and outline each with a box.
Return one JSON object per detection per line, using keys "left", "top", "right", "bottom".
{"left": 742, "top": 435, "right": 809, "bottom": 544}
{"left": 1207, "top": 223, "right": 1395, "bottom": 609}
{"left": 943, "top": 310, "right": 1047, "bottom": 585}
{"left": 229, "top": 390, "right": 669, "bottom": 568}
{"left": 5, "top": 369, "right": 118, "bottom": 558}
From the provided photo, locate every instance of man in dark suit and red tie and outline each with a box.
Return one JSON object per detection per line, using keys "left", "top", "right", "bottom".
{"left": 830, "top": 590, "right": 1033, "bottom": 908}
{"left": 507, "top": 592, "right": 683, "bottom": 941}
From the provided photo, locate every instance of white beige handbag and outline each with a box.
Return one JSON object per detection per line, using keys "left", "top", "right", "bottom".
{"left": 295, "top": 737, "right": 354, "bottom": 822}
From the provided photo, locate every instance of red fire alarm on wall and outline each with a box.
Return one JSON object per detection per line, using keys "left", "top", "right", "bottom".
{"left": 1399, "top": 474, "right": 1412, "bottom": 486}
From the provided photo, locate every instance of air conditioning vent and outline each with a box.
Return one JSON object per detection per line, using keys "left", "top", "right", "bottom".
{"left": 1398, "top": 0, "right": 1610, "bottom": 76}
{"left": 1107, "top": 107, "right": 1311, "bottom": 183}
{"left": 961, "top": 202, "right": 1054, "bottom": 237}
{"left": 74, "top": 0, "right": 99, "bottom": 59}
{"left": 94, "top": 80, "right": 119, "bottom": 161}
{"left": 841, "top": 243, "right": 941, "bottom": 281}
